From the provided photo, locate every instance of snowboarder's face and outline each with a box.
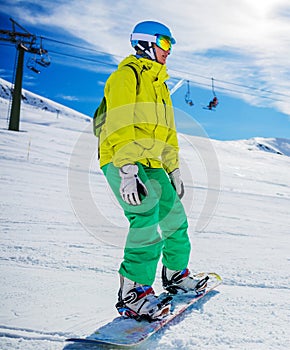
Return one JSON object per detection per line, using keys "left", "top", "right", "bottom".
{"left": 154, "top": 44, "right": 170, "bottom": 65}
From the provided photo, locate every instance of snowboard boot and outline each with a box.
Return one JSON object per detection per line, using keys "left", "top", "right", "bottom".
{"left": 115, "top": 275, "right": 172, "bottom": 321}
{"left": 162, "top": 266, "right": 209, "bottom": 295}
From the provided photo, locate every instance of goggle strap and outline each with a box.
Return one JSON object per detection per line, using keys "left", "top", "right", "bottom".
{"left": 131, "top": 33, "right": 157, "bottom": 43}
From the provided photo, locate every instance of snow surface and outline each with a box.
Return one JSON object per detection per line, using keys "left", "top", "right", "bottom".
{"left": 1, "top": 79, "right": 290, "bottom": 349}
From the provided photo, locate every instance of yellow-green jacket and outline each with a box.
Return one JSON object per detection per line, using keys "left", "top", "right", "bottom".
{"left": 99, "top": 55, "right": 179, "bottom": 173}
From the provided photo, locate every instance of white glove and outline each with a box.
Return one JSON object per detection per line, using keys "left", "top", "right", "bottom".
{"left": 119, "top": 164, "right": 148, "bottom": 205}
{"left": 169, "top": 169, "right": 184, "bottom": 199}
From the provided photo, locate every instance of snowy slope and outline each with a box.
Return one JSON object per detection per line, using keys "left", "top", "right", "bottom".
{"left": 0, "top": 83, "right": 290, "bottom": 350}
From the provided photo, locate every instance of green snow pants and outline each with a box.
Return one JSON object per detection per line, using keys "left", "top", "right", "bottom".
{"left": 102, "top": 162, "right": 191, "bottom": 285}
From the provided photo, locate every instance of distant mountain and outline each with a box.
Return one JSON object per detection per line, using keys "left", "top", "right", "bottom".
{"left": 244, "top": 137, "right": 290, "bottom": 157}
{"left": 0, "top": 77, "right": 90, "bottom": 122}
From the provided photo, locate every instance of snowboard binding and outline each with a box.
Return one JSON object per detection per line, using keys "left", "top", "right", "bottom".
{"left": 162, "top": 268, "right": 209, "bottom": 295}
{"left": 116, "top": 295, "right": 172, "bottom": 322}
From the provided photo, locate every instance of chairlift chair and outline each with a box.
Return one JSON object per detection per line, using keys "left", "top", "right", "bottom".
{"left": 26, "top": 56, "right": 40, "bottom": 74}
{"left": 27, "top": 37, "right": 50, "bottom": 71}
{"left": 35, "top": 53, "right": 50, "bottom": 68}
{"left": 204, "top": 78, "right": 219, "bottom": 110}
{"left": 185, "top": 80, "right": 194, "bottom": 106}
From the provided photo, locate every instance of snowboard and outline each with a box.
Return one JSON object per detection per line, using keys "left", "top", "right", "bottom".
{"left": 66, "top": 272, "right": 222, "bottom": 347}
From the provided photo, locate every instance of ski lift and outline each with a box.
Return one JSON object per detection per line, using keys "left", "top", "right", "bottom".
{"left": 26, "top": 56, "right": 40, "bottom": 74}
{"left": 185, "top": 80, "right": 194, "bottom": 106}
{"left": 204, "top": 78, "right": 219, "bottom": 110}
{"left": 27, "top": 37, "right": 50, "bottom": 73}
{"left": 26, "top": 52, "right": 50, "bottom": 74}
{"left": 35, "top": 52, "right": 51, "bottom": 67}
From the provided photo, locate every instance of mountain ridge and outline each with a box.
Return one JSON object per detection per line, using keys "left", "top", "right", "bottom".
{"left": 0, "top": 77, "right": 90, "bottom": 122}
{"left": 1, "top": 77, "right": 289, "bottom": 157}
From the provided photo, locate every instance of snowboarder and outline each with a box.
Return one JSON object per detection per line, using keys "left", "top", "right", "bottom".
{"left": 99, "top": 20, "right": 208, "bottom": 321}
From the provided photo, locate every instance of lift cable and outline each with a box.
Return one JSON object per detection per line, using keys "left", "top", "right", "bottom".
{"left": 48, "top": 49, "right": 117, "bottom": 67}
{"left": 47, "top": 49, "right": 289, "bottom": 103}
{"left": 39, "top": 36, "right": 290, "bottom": 100}
{"left": 41, "top": 36, "right": 123, "bottom": 59}
{"left": 2, "top": 33, "right": 290, "bottom": 103}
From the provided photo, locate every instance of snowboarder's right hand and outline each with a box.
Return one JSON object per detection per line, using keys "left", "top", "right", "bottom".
{"left": 119, "top": 164, "right": 148, "bottom": 205}
{"left": 169, "top": 168, "right": 184, "bottom": 199}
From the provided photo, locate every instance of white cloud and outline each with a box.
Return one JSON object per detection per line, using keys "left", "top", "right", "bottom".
{"left": 57, "top": 94, "right": 79, "bottom": 102}
{"left": 2, "top": 0, "right": 290, "bottom": 115}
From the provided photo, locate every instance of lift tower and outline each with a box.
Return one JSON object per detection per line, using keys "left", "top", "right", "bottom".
{"left": 0, "top": 18, "right": 50, "bottom": 131}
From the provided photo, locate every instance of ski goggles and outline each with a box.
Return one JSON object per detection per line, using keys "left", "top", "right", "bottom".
{"left": 155, "top": 34, "right": 172, "bottom": 51}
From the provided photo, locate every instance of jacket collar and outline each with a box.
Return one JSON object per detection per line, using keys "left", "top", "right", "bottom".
{"left": 118, "top": 55, "right": 170, "bottom": 83}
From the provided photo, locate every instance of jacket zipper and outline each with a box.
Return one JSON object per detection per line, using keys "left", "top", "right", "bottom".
{"left": 162, "top": 98, "right": 168, "bottom": 125}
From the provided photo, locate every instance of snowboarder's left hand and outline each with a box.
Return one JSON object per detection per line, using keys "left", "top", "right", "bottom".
{"left": 119, "top": 164, "right": 148, "bottom": 205}
{"left": 169, "top": 169, "right": 184, "bottom": 199}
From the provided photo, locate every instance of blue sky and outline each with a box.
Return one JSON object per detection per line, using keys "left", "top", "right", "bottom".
{"left": 0, "top": 0, "right": 290, "bottom": 140}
